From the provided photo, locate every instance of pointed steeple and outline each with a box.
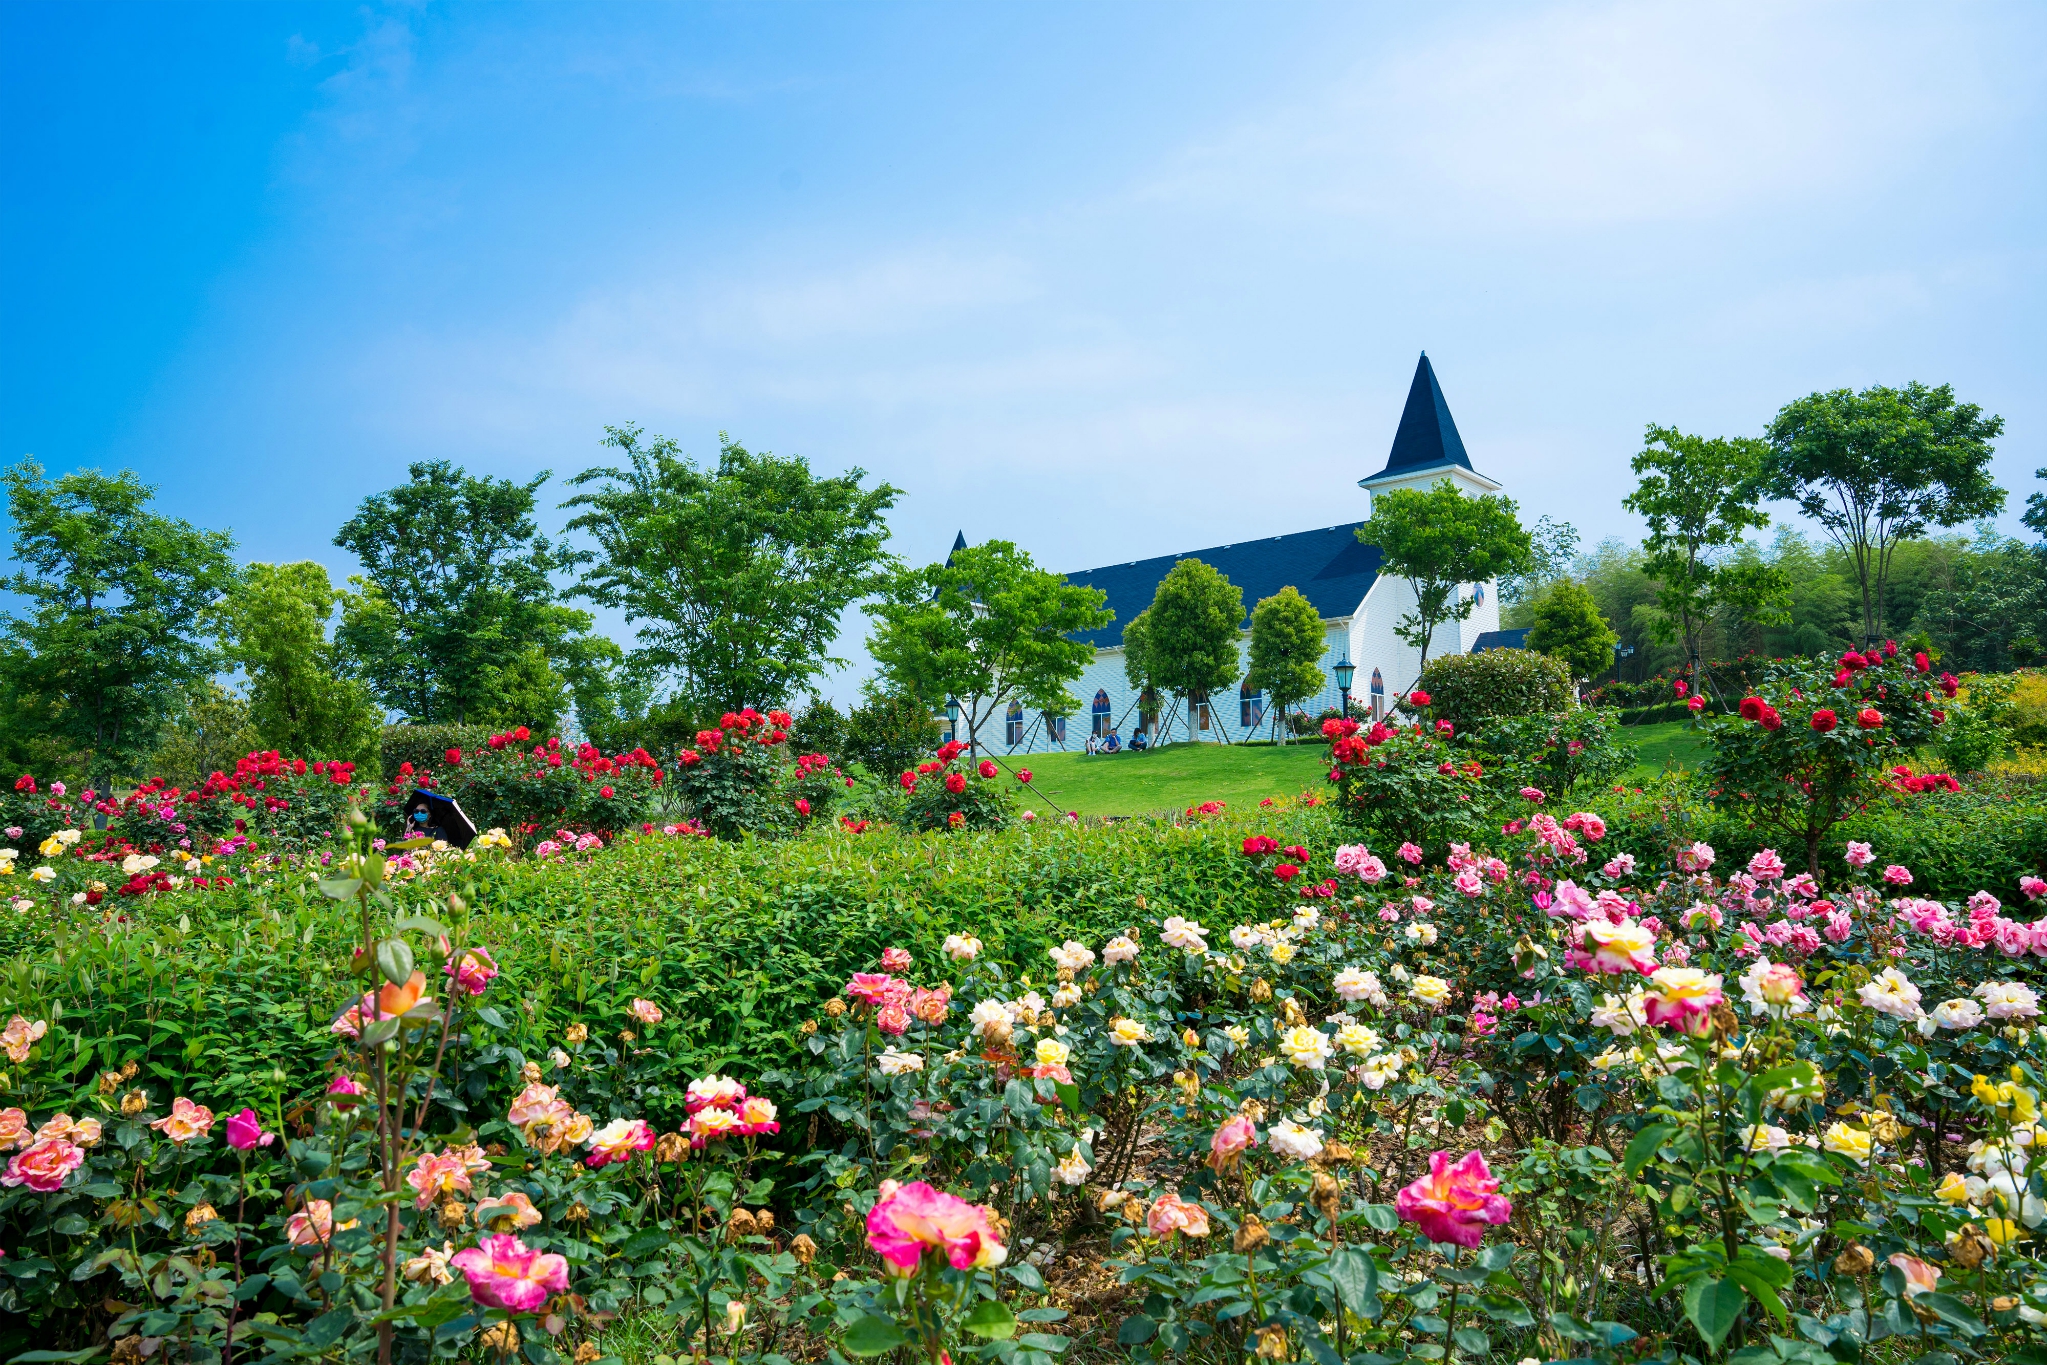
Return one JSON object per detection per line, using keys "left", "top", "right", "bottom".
{"left": 1377, "top": 352, "right": 1471, "bottom": 478}
{"left": 944, "top": 530, "right": 968, "bottom": 567}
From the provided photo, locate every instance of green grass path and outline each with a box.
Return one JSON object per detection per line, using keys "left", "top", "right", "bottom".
{"left": 993, "top": 719, "right": 1711, "bottom": 817}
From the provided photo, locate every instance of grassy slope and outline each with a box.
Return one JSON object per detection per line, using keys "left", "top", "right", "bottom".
{"left": 1005, "top": 742, "right": 1331, "bottom": 817}
{"left": 1004, "top": 722, "right": 1712, "bottom": 816}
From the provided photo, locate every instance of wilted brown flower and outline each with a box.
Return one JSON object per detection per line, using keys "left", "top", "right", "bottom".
{"left": 520, "top": 1061, "right": 542, "bottom": 1085}
{"left": 573, "top": 1344, "right": 602, "bottom": 1365}
{"left": 1311, "top": 1171, "right": 1343, "bottom": 1225}
{"left": 1233, "top": 1214, "right": 1270, "bottom": 1253}
{"left": 1866, "top": 1110, "right": 1904, "bottom": 1144}
{"left": 798, "top": 1019, "right": 818, "bottom": 1036}
{"left": 1948, "top": 1223, "right": 1994, "bottom": 1270}
{"left": 120, "top": 1089, "right": 148, "bottom": 1116}
{"left": 618, "top": 1029, "right": 636, "bottom": 1044}
{"left": 184, "top": 1203, "right": 219, "bottom": 1236}
{"left": 1254, "top": 1326, "right": 1288, "bottom": 1358}
{"left": 437, "top": 1200, "right": 468, "bottom": 1230}
{"left": 1238, "top": 1099, "right": 1266, "bottom": 1124}
{"left": 1249, "top": 979, "right": 1273, "bottom": 1003}
{"left": 791, "top": 1232, "right": 818, "bottom": 1265}
{"left": 1280, "top": 997, "right": 1307, "bottom": 1028}
{"left": 754, "top": 1209, "right": 775, "bottom": 1233}
{"left": 823, "top": 998, "right": 848, "bottom": 1018}
{"left": 564, "top": 1022, "right": 588, "bottom": 1044}
{"left": 110, "top": 1337, "right": 146, "bottom": 1365}
{"left": 97, "top": 1070, "right": 122, "bottom": 1096}
{"left": 655, "top": 1132, "right": 690, "bottom": 1164}
{"left": 727, "top": 1208, "right": 759, "bottom": 1241}
{"left": 564, "top": 1200, "right": 591, "bottom": 1224}
{"left": 480, "top": 1320, "right": 520, "bottom": 1353}
{"left": 1317, "top": 1140, "right": 1356, "bottom": 1166}
{"left": 119, "top": 1059, "right": 140, "bottom": 1081}
{"left": 1833, "top": 1244, "right": 1875, "bottom": 1276}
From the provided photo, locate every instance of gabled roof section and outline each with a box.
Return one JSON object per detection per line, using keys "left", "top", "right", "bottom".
{"left": 1061, "top": 524, "right": 1380, "bottom": 650}
{"left": 943, "top": 530, "right": 968, "bottom": 565}
{"left": 1471, "top": 628, "right": 1529, "bottom": 653}
{"left": 1365, "top": 352, "right": 1472, "bottom": 483}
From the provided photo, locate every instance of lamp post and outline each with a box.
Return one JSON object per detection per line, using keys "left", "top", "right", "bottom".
{"left": 944, "top": 696, "right": 961, "bottom": 748}
{"left": 1333, "top": 655, "right": 1356, "bottom": 720}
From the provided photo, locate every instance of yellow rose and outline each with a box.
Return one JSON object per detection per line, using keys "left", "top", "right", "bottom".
{"left": 1821, "top": 1123, "right": 1872, "bottom": 1164}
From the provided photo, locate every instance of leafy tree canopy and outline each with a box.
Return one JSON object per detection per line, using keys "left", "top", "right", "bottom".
{"left": 563, "top": 426, "right": 900, "bottom": 717}
{"left": 1357, "top": 480, "right": 1532, "bottom": 682}
{"left": 333, "top": 459, "right": 604, "bottom": 730}
{"left": 0, "top": 460, "right": 239, "bottom": 786}
{"left": 1247, "top": 585, "right": 1325, "bottom": 739}
{"left": 1146, "top": 559, "right": 1244, "bottom": 710}
{"left": 1526, "top": 580, "right": 1619, "bottom": 682}
{"left": 1623, "top": 425, "right": 1789, "bottom": 693}
{"left": 221, "top": 561, "right": 382, "bottom": 766}
{"left": 865, "top": 540, "right": 1109, "bottom": 755}
{"left": 1763, "top": 382, "right": 2004, "bottom": 642}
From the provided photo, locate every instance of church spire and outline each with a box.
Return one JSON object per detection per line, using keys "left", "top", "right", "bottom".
{"left": 1377, "top": 352, "right": 1470, "bottom": 477}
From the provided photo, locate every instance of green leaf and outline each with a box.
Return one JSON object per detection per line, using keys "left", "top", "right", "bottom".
{"left": 1451, "top": 1327, "right": 1490, "bottom": 1357}
{"left": 1005, "top": 1263, "right": 1046, "bottom": 1292}
{"left": 392, "top": 914, "right": 449, "bottom": 937}
{"left": 375, "top": 937, "right": 415, "bottom": 988}
{"left": 1913, "top": 1292, "right": 1986, "bottom": 1338}
{"left": 1683, "top": 1276, "right": 1748, "bottom": 1351}
{"left": 1476, "top": 1242, "right": 1516, "bottom": 1272}
{"left": 1359, "top": 1203, "right": 1399, "bottom": 1233}
{"left": 7, "top": 1352, "right": 106, "bottom": 1364}
{"left": 1116, "top": 1314, "right": 1158, "bottom": 1346}
{"left": 1624, "top": 1123, "right": 1675, "bottom": 1177}
{"left": 1327, "top": 1247, "right": 1381, "bottom": 1319}
{"left": 841, "top": 1316, "right": 911, "bottom": 1357}
{"left": 962, "top": 1301, "right": 1017, "bottom": 1340}
{"left": 315, "top": 877, "right": 362, "bottom": 902}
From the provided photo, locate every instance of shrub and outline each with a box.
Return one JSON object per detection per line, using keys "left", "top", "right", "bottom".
{"left": 841, "top": 688, "right": 942, "bottom": 779}
{"left": 1414, "top": 648, "right": 1574, "bottom": 726}
{"left": 669, "top": 706, "right": 844, "bottom": 838}
{"left": 899, "top": 740, "right": 1018, "bottom": 831}
{"left": 378, "top": 727, "right": 670, "bottom": 843}
{"left": 2010, "top": 670, "right": 2047, "bottom": 747}
{"left": 379, "top": 722, "right": 491, "bottom": 781}
{"left": 1702, "top": 644, "right": 1953, "bottom": 875}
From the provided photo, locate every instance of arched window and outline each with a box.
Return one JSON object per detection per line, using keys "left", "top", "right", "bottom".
{"left": 1044, "top": 711, "right": 1067, "bottom": 745}
{"left": 1005, "top": 700, "right": 1025, "bottom": 746}
{"left": 1090, "top": 688, "right": 1113, "bottom": 737}
{"left": 1369, "top": 667, "right": 1385, "bottom": 720}
{"left": 1239, "top": 680, "right": 1264, "bottom": 729}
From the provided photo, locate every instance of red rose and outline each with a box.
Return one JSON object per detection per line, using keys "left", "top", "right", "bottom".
{"left": 1914, "top": 651, "right": 1930, "bottom": 673}
{"left": 947, "top": 811, "right": 965, "bottom": 828}
{"left": 1855, "top": 708, "right": 1883, "bottom": 730}
{"left": 599, "top": 785, "right": 614, "bottom": 798}
{"left": 1016, "top": 768, "right": 1032, "bottom": 783}
{"left": 1283, "top": 844, "right": 1309, "bottom": 862}
{"left": 944, "top": 772, "right": 967, "bottom": 794}
{"left": 899, "top": 771, "right": 918, "bottom": 792}
{"left": 1811, "top": 709, "right": 1838, "bottom": 733}
{"left": 1931, "top": 709, "right": 1946, "bottom": 724}
{"left": 1242, "top": 836, "right": 1278, "bottom": 857}
{"left": 1738, "top": 696, "right": 1765, "bottom": 721}
{"left": 1883, "top": 640, "right": 1897, "bottom": 657}
{"left": 978, "top": 760, "right": 997, "bottom": 779}
{"left": 1760, "top": 707, "right": 1783, "bottom": 731}
{"left": 1436, "top": 720, "right": 1454, "bottom": 736}
{"left": 1939, "top": 673, "right": 1959, "bottom": 698}
{"left": 1832, "top": 671, "right": 1851, "bottom": 688}
{"left": 1273, "top": 863, "right": 1299, "bottom": 882}
{"left": 514, "top": 726, "right": 530, "bottom": 741}
{"left": 1841, "top": 650, "right": 1866, "bottom": 671}
{"left": 680, "top": 750, "right": 702, "bottom": 766}
{"left": 1407, "top": 690, "right": 1432, "bottom": 706}
{"left": 1686, "top": 697, "right": 1705, "bottom": 713}
{"left": 794, "top": 797, "right": 811, "bottom": 816}
{"left": 1673, "top": 679, "right": 1688, "bottom": 696}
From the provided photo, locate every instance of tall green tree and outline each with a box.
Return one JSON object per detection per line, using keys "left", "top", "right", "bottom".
{"left": 1119, "top": 609, "right": 1163, "bottom": 738}
{"left": 1623, "top": 426, "right": 1789, "bottom": 695}
{"left": 1499, "top": 514, "right": 1580, "bottom": 616}
{"left": 145, "top": 680, "right": 262, "bottom": 789}
{"left": 563, "top": 426, "right": 900, "bottom": 716}
{"left": 1246, "top": 586, "right": 1325, "bottom": 741}
{"left": 1763, "top": 382, "right": 2005, "bottom": 643}
{"left": 865, "top": 540, "right": 1109, "bottom": 756}
{"left": 0, "top": 461, "right": 239, "bottom": 789}
{"left": 1526, "top": 580, "right": 1618, "bottom": 685}
{"left": 1357, "top": 479, "right": 1532, "bottom": 685}
{"left": 333, "top": 460, "right": 602, "bottom": 728}
{"left": 1145, "top": 559, "right": 1244, "bottom": 743}
{"left": 221, "top": 561, "right": 382, "bottom": 764}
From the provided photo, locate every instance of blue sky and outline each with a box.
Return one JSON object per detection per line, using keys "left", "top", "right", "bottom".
{"left": 4, "top": 2, "right": 2044, "bottom": 702}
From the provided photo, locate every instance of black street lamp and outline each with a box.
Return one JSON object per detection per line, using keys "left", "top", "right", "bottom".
{"left": 944, "top": 696, "right": 960, "bottom": 746}
{"left": 1333, "top": 655, "right": 1356, "bottom": 719}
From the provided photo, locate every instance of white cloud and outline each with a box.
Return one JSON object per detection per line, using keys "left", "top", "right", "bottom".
{"left": 1140, "top": 2, "right": 1996, "bottom": 230}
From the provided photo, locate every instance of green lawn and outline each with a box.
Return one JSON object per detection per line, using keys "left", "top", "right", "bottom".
{"left": 1006, "top": 742, "right": 1330, "bottom": 817}
{"left": 1002, "top": 721, "right": 1712, "bottom": 816}
{"left": 1620, "top": 719, "right": 1710, "bottom": 783}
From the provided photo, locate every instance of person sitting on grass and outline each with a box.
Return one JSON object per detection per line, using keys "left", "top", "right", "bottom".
{"left": 1104, "top": 730, "right": 1121, "bottom": 753}
{"left": 1129, "top": 729, "right": 1148, "bottom": 752}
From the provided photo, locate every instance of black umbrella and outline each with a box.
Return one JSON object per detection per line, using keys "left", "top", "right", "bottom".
{"left": 401, "top": 788, "right": 479, "bottom": 849}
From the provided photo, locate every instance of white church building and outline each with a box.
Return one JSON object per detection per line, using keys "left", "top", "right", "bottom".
{"left": 956, "top": 354, "right": 1526, "bottom": 754}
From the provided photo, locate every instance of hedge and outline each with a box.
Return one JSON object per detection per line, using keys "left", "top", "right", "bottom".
{"left": 379, "top": 722, "right": 493, "bottom": 781}
{"left": 1415, "top": 648, "right": 1574, "bottom": 725}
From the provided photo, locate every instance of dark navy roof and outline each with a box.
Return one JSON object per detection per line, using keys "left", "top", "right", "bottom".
{"left": 1372, "top": 352, "right": 1471, "bottom": 479}
{"left": 1061, "top": 524, "right": 1381, "bottom": 649}
{"left": 1472, "top": 628, "right": 1529, "bottom": 652}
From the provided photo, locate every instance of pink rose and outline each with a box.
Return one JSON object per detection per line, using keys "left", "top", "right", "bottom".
{"left": 866, "top": 1179, "right": 1008, "bottom": 1273}
{"left": 225, "top": 1108, "right": 274, "bottom": 1151}
{"left": 1, "top": 1137, "right": 83, "bottom": 1193}
{"left": 451, "top": 1233, "right": 571, "bottom": 1312}
{"left": 1394, "top": 1150, "right": 1512, "bottom": 1248}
